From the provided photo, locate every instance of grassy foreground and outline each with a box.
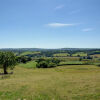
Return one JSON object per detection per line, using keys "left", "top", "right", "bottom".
{"left": 0, "top": 65, "right": 100, "bottom": 100}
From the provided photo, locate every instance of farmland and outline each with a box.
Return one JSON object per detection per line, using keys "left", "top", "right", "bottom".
{"left": 0, "top": 0, "right": 100, "bottom": 99}
{"left": 53, "top": 53, "right": 70, "bottom": 57}
{"left": 72, "top": 52, "right": 87, "bottom": 57}
{"left": 91, "top": 54, "right": 100, "bottom": 58}
{"left": 20, "top": 51, "right": 41, "bottom": 56}
{"left": 0, "top": 48, "right": 100, "bottom": 100}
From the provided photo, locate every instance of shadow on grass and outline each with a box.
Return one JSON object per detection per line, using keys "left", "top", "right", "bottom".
{"left": 0, "top": 72, "right": 13, "bottom": 79}
{"left": 0, "top": 72, "right": 13, "bottom": 75}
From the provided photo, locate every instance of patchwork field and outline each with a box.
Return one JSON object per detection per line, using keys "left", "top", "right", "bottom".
{"left": 72, "top": 52, "right": 87, "bottom": 57}
{"left": 53, "top": 53, "right": 70, "bottom": 57}
{"left": 91, "top": 54, "right": 100, "bottom": 58}
{"left": 0, "top": 65, "right": 100, "bottom": 100}
{"left": 20, "top": 51, "right": 41, "bottom": 56}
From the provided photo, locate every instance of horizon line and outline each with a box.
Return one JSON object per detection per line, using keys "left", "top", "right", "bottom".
{"left": 0, "top": 47, "right": 100, "bottom": 49}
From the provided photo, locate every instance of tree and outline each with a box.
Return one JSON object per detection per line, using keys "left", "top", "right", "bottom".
{"left": 36, "top": 58, "right": 45, "bottom": 63}
{"left": 36, "top": 61, "right": 48, "bottom": 68}
{"left": 36, "top": 58, "right": 60, "bottom": 68}
{"left": 51, "top": 58, "right": 60, "bottom": 65}
{"left": 0, "top": 52, "right": 16, "bottom": 74}
{"left": 16, "top": 56, "right": 32, "bottom": 64}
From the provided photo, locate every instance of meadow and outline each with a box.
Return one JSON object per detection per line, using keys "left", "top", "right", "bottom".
{"left": 72, "top": 52, "right": 87, "bottom": 57}
{"left": 0, "top": 65, "right": 100, "bottom": 100}
{"left": 91, "top": 54, "right": 100, "bottom": 58}
{"left": 53, "top": 53, "right": 70, "bottom": 57}
{"left": 20, "top": 51, "right": 41, "bottom": 56}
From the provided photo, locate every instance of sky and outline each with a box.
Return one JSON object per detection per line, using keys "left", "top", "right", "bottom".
{"left": 0, "top": 0, "right": 100, "bottom": 48}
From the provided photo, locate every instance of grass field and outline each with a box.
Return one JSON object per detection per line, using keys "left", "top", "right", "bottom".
{"left": 18, "top": 61, "right": 37, "bottom": 68}
{"left": 20, "top": 51, "right": 40, "bottom": 56}
{"left": 91, "top": 54, "right": 100, "bottom": 58}
{"left": 54, "top": 57, "right": 80, "bottom": 61}
{"left": 60, "top": 61, "right": 83, "bottom": 65}
{"left": 0, "top": 65, "right": 100, "bottom": 100}
{"left": 53, "top": 53, "right": 70, "bottom": 57}
{"left": 72, "top": 52, "right": 87, "bottom": 57}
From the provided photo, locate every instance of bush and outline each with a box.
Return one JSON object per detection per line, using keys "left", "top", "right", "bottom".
{"left": 36, "top": 58, "right": 60, "bottom": 68}
{"left": 48, "top": 62, "right": 56, "bottom": 68}
{"left": 51, "top": 58, "right": 60, "bottom": 65}
{"left": 17, "top": 56, "right": 32, "bottom": 64}
{"left": 36, "top": 61, "right": 48, "bottom": 68}
{"left": 96, "top": 64, "right": 100, "bottom": 67}
{"left": 36, "top": 58, "right": 45, "bottom": 63}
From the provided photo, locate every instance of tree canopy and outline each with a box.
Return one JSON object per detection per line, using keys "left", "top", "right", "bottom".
{"left": 0, "top": 52, "right": 17, "bottom": 74}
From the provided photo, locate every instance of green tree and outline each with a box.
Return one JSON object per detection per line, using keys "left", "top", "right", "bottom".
{"left": 36, "top": 61, "right": 48, "bottom": 68}
{"left": 0, "top": 52, "right": 16, "bottom": 74}
{"left": 51, "top": 58, "right": 60, "bottom": 65}
{"left": 36, "top": 58, "right": 60, "bottom": 68}
{"left": 16, "top": 56, "right": 28, "bottom": 63}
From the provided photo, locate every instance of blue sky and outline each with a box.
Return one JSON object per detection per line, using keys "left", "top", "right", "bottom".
{"left": 0, "top": 0, "right": 100, "bottom": 48}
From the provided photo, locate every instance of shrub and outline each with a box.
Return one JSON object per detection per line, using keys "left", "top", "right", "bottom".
{"left": 96, "top": 64, "right": 100, "bottom": 67}
{"left": 36, "top": 58, "right": 60, "bottom": 68}
{"left": 51, "top": 58, "right": 60, "bottom": 65}
{"left": 36, "top": 58, "right": 45, "bottom": 63}
{"left": 17, "top": 56, "right": 32, "bottom": 64}
{"left": 36, "top": 61, "right": 48, "bottom": 68}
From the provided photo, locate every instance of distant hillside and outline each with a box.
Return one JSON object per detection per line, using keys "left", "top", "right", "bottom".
{"left": 0, "top": 48, "right": 100, "bottom": 52}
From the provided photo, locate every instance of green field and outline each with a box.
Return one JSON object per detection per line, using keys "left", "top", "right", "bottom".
{"left": 0, "top": 65, "right": 100, "bottom": 100}
{"left": 18, "top": 61, "right": 37, "bottom": 68}
{"left": 20, "top": 51, "right": 40, "bottom": 56}
{"left": 91, "top": 54, "right": 100, "bottom": 58}
{"left": 54, "top": 57, "right": 80, "bottom": 61}
{"left": 53, "top": 53, "right": 70, "bottom": 57}
{"left": 60, "top": 61, "right": 83, "bottom": 65}
{"left": 72, "top": 52, "right": 87, "bottom": 57}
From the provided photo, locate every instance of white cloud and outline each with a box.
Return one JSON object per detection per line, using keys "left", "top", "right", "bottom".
{"left": 46, "top": 23, "right": 76, "bottom": 27}
{"left": 82, "top": 28, "right": 94, "bottom": 32}
{"left": 55, "top": 5, "right": 64, "bottom": 10}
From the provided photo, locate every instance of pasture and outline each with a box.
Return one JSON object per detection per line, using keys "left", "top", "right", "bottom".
{"left": 91, "top": 54, "right": 100, "bottom": 58}
{"left": 0, "top": 65, "right": 100, "bottom": 100}
{"left": 53, "top": 53, "right": 70, "bottom": 57}
{"left": 20, "top": 51, "right": 41, "bottom": 56}
{"left": 72, "top": 52, "right": 87, "bottom": 57}
{"left": 18, "top": 61, "right": 37, "bottom": 68}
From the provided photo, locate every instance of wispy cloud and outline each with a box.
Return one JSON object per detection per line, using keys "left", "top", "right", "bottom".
{"left": 55, "top": 5, "right": 64, "bottom": 10}
{"left": 82, "top": 28, "right": 94, "bottom": 32}
{"left": 46, "top": 23, "right": 77, "bottom": 27}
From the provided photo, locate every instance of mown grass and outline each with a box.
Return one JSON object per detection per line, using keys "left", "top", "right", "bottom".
{"left": 0, "top": 65, "right": 100, "bottom": 100}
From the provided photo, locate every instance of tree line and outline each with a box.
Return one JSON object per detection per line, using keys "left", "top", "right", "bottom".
{"left": 0, "top": 51, "right": 61, "bottom": 74}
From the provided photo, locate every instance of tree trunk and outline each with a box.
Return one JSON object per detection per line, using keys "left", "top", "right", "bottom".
{"left": 3, "top": 65, "right": 8, "bottom": 74}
